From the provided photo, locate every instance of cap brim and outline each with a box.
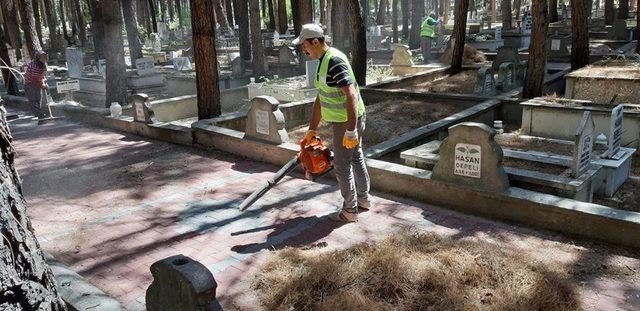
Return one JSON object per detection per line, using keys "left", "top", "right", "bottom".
{"left": 291, "top": 37, "right": 302, "bottom": 45}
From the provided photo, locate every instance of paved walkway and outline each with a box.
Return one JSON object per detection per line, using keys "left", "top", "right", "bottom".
{"left": 9, "top": 111, "right": 640, "bottom": 310}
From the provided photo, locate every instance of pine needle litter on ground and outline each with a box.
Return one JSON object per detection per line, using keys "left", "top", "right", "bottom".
{"left": 253, "top": 230, "right": 579, "bottom": 311}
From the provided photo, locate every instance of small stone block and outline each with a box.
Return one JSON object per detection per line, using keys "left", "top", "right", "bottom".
{"left": 244, "top": 96, "right": 289, "bottom": 144}
{"left": 132, "top": 93, "right": 154, "bottom": 124}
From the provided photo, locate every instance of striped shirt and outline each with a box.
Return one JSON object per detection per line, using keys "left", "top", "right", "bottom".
{"left": 316, "top": 53, "right": 354, "bottom": 88}
{"left": 24, "top": 60, "right": 46, "bottom": 87}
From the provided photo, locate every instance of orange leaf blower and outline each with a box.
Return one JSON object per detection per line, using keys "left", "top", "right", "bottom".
{"left": 238, "top": 136, "right": 333, "bottom": 211}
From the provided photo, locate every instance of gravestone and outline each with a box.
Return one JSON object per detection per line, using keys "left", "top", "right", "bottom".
{"left": 135, "top": 57, "right": 156, "bottom": 76}
{"left": 132, "top": 93, "right": 154, "bottom": 124}
{"left": 522, "top": 12, "right": 533, "bottom": 35}
{"left": 306, "top": 60, "right": 319, "bottom": 88}
{"left": 65, "top": 47, "right": 84, "bottom": 78}
{"left": 278, "top": 45, "right": 298, "bottom": 64}
{"left": 605, "top": 105, "right": 624, "bottom": 159}
{"left": 572, "top": 111, "right": 595, "bottom": 178}
{"left": 98, "top": 59, "right": 107, "bottom": 78}
{"left": 608, "top": 19, "right": 629, "bottom": 40}
{"left": 244, "top": 96, "right": 289, "bottom": 144}
{"left": 146, "top": 255, "right": 223, "bottom": 311}
{"left": 547, "top": 33, "right": 570, "bottom": 58}
{"left": 497, "top": 62, "right": 516, "bottom": 91}
{"left": 172, "top": 57, "right": 192, "bottom": 71}
{"left": 492, "top": 46, "right": 519, "bottom": 72}
{"left": 152, "top": 33, "right": 162, "bottom": 52}
{"left": 494, "top": 27, "right": 502, "bottom": 40}
{"left": 469, "top": 24, "right": 481, "bottom": 34}
{"left": 432, "top": 122, "right": 510, "bottom": 193}
{"left": 7, "top": 48, "right": 17, "bottom": 65}
{"left": 228, "top": 52, "right": 244, "bottom": 78}
{"left": 473, "top": 67, "right": 496, "bottom": 96}
{"left": 390, "top": 44, "right": 414, "bottom": 66}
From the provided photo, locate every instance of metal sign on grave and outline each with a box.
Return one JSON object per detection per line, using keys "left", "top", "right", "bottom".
{"left": 454, "top": 143, "right": 482, "bottom": 178}
{"left": 606, "top": 104, "right": 624, "bottom": 159}
{"left": 56, "top": 80, "right": 80, "bottom": 93}
{"left": 572, "top": 111, "right": 595, "bottom": 178}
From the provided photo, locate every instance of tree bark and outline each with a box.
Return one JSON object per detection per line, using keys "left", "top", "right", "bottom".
{"left": 59, "top": 0, "right": 69, "bottom": 44}
{"left": 233, "top": 0, "right": 251, "bottom": 60}
{"left": 571, "top": 0, "right": 589, "bottom": 70}
{"left": 17, "top": 0, "right": 43, "bottom": 59}
{"left": 224, "top": 0, "right": 234, "bottom": 26}
{"left": 189, "top": 0, "right": 221, "bottom": 119}
{"left": 159, "top": 0, "right": 167, "bottom": 21}
{"left": 87, "top": 0, "right": 104, "bottom": 61}
{"left": 0, "top": 0, "right": 24, "bottom": 60}
{"left": 444, "top": 0, "right": 451, "bottom": 23}
{"left": 32, "top": 0, "right": 45, "bottom": 48}
{"left": 214, "top": 0, "right": 231, "bottom": 33}
{"left": 376, "top": 0, "right": 387, "bottom": 24}
{"left": 101, "top": 0, "right": 128, "bottom": 107}
{"left": 0, "top": 26, "right": 19, "bottom": 95}
{"left": 522, "top": 0, "right": 549, "bottom": 98}
{"left": 549, "top": 0, "right": 558, "bottom": 22}
{"left": 267, "top": 0, "right": 275, "bottom": 30}
{"left": 332, "top": 0, "right": 349, "bottom": 50}
{"left": 348, "top": 0, "right": 366, "bottom": 86}
{"left": 636, "top": 0, "right": 640, "bottom": 53}
{"left": 169, "top": 0, "right": 175, "bottom": 21}
{"left": 176, "top": 0, "right": 184, "bottom": 29}
{"left": 409, "top": 0, "right": 424, "bottom": 48}
{"left": 71, "top": 0, "right": 85, "bottom": 47}
{"left": 619, "top": 0, "right": 629, "bottom": 19}
{"left": 514, "top": 0, "right": 521, "bottom": 20}
{"left": 0, "top": 104, "right": 67, "bottom": 310}
{"left": 502, "top": 0, "right": 513, "bottom": 29}
{"left": 392, "top": 0, "right": 398, "bottom": 42}
{"left": 148, "top": 0, "right": 158, "bottom": 32}
{"left": 401, "top": 0, "right": 409, "bottom": 39}
{"left": 605, "top": 0, "right": 614, "bottom": 24}
{"left": 122, "top": 0, "right": 143, "bottom": 61}
{"left": 277, "top": 0, "right": 287, "bottom": 33}
{"left": 249, "top": 0, "right": 265, "bottom": 78}
{"left": 451, "top": 0, "right": 469, "bottom": 74}
{"left": 361, "top": 0, "right": 369, "bottom": 26}
{"left": 292, "top": 0, "right": 312, "bottom": 35}
{"left": 42, "top": 0, "right": 59, "bottom": 52}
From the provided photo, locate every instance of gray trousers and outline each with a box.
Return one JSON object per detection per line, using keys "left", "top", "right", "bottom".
{"left": 25, "top": 83, "right": 50, "bottom": 119}
{"left": 331, "top": 115, "right": 371, "bottom": 212}
{"left": 421, "top": 36, "right": 433, "bottom": 64}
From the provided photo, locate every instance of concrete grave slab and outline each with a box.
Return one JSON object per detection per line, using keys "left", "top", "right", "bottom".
{"left": 65, "top": 47, "right": 84, "bottom": 78}
{"left": 244, "top": 96, "right": 289, "bottom": 144}
{"left": 172, "top": 57, "right": 192, "bottom": 71}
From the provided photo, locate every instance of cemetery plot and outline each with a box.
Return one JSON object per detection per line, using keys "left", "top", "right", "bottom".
{"left": 565, "top": 60, "right": 640, "bottom": 105}
{"left": 594, "top": 155, "right": 640, "bottom": 212}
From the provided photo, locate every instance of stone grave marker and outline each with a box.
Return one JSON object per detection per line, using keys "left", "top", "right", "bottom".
{"left": 474, "top": 67, "right": 496, "bottom": 96}
{"left": 228, "top": 52, "right": 244, "bottom": 78}
{"left": 497, "top": 62, "right": 516, "bottom": 91}
{"left": 172, "top": 57, "right": 192, "bottom": 71}
{"left": 7, "top": 48, "right": 17, "bottom": 65}
{"left": 609, "top": 19, "right": 629, "bottom": 40}
{"left": 572, "top": 111, "right": 595, "bottom": 178}
{"left": 522, "top": 12, "right": 533, "bottom": 34}
{"left": 547, "top": 32, "right": 570, "bottom": 58}
{"left": 152, "top": 33, "right": 163, "bottom": 52}
{"left": 244, "top": 96, "right": 289, "bottom": 144}
{"left": 492, "top": 45, "right": 519, "bottom": 72}
{"left": 65, "top": 47, "right": 84, "bottom": 78}
{"left": 390, "top": 44, "right": 414, "bottom": 66}
{"left": 97, "top": 59, "right": 107, "bottom": 78}
{"left": 494, "top": 27, "right": 502, "bottom": 40}
{"left": 278, "top": 45, "right": 298, "bottom": 64}
{"left": 146, "top": 254, "right": 223, "bottom": 311}
{"left": 132, "top": 93, "right": 154, "bottom": 124}
{"left": 432, "top": 122, "right": 509, "bottom": 193}
{"left": 306, "top": 60, "right": 319, "bottom": 88}
{"left": 469, "top": 24, "right": 481, "bottom": 34}
{"left": 605, "top": 104, "right": 624, "bottom": 159}
{"left": 135, "top": 57, "right": 157, "bottom": 76}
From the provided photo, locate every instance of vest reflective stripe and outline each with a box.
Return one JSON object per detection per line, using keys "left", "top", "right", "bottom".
{"left": 314, "top": 48, "right": 366, "bottom": 123}
{"left": 421, "top": 17, "right": 436, "bottom": 37}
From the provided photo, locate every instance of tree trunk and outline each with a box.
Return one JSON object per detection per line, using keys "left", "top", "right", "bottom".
{"left": 376, "top": 0, "right": 387, "bottom": 24}
{"left": 233, "top": 0, "right": 251, "bottom": 60}
{"left": 0, "top": 26, "right": 19, "bottom": 95}
{"left": 332, "top": 0, "right": 349, "bottom": 50}
{"left": 277, "top": 0, "right": 287, "bottom": 33}
{"left": 636, "top": 0, "right": 640, "bottom": 53}
{"left": 549, "top": 0, "right": 558, "bottom": 22}
{"left": 148, "top": 0, "right": 158, "bottom": 32}
{"left": 502, "top": 0, "right": 513, "bottom": 29}
{"left": 444, "top": 0, "right": 451, "bottom": 23}
{"left": 514, "top": 0, "right": 521, "bottom": 20}
{"left": 17, "top": 0, "right": 43, "bottom": 58}
{"left": 0, "top": 106, "right": 67, "bottom": 310}
{"left": 292, "top": 0, "right": 300, "bottom": 33}
{"left": 214, "top": 0, "right": 231, "bottom": 33}
{"left": 224, "top": 0, "right": 234, "bottom": 26}
{"left": 87, "top": 0, "right": 104, "bottom": 61}
{"left": 392, "top": 0, "right": 399, "bottom": 42}
{"left": 401, "top": 0, "right": 409, "bottom": 39}
{"left": 59, "top": 0, "right": 69, "bottom": 45}
{"left": 71, "top": 0, "right": 85, "bottom": 47}
{"left": 176, "top": 0, "right": 183, "bottom": 29}
{"left": 159, "top": 0, "right": 167, "bottom": 21}
{"left": 605, "top": 0, "right": 614, "bottom": 24}
{"left": 292, "top": 0, "right": 312, "bottom": 35}
{"left": 348, "top": 0, "right": 366, "bottom": 86}
{"left": 0, "top": 0, "right": 24, "bottom": 60}
{"left": 189, "top": 0, "right": 221, "bottom": 119}
{"left": 619, "top": 0, "right": 629, "bottom": 19}
{"left": 44, "top": 0, "right": 62, "bottom": 52}
{"left": 122, "top": 0, "right": 143, "bottom": 61}
{"left": 522, "top": 0, "right": 549, "bottom": 98}
{"left": 571, "top": 0, "right": 589, "bottom": 70}
{"left": 320, "top": 0, "right": 327, "bottom": 25}
{"left": 249, "top": 0, "right": 265, "bottom": 78}
{"left": 361, "top": 0, "right": 369, "bottom": 26}
{"left": 409, "top": 0, "right": 424, "bottom": 48}
{"left": 267, "top": 0, "right": 275, "bottom": 30}
{"left": 169, "top": 0, "right": 175, "bottom": 21}
{"left": 451, "top": 0, "right": 469, "bottom": 74}
{"left": 101, "top": 0, "right": 127, "bottom": 107}
{"left": 32, "top": 0, "right": 45, "bottom": 48}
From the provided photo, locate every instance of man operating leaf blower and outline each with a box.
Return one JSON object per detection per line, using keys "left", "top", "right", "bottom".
{"left": 239, "top": 24, "right": 371, "bottom": 222}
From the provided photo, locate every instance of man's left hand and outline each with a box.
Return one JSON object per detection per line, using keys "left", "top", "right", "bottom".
{"left": 343, "top": 129, "right": 359, "bottom": 149}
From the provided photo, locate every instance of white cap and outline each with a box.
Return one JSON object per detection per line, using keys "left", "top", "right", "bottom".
{"left": 292, "top": 24, "right": 325, "bottom": 45}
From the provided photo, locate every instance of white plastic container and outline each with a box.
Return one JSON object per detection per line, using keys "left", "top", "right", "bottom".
{"left": 110, "top": 102, "right": 122, "bottom": 118}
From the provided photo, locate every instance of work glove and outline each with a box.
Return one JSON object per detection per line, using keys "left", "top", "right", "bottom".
{"left": 302, "top": 130, "right": 317, "bottom": 145}
{"left": 343, "top": 129, "right": 359, "bottom": 149}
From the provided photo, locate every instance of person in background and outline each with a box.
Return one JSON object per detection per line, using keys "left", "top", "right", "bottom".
{"left": 23, "top": 51, "right": 50, "bottom": 120}
{"left": 421, "top": 12, "right": 441, "bottom": 64}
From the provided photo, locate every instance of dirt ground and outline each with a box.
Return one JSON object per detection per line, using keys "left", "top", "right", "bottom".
{"left": 503, "top": 158, "right": 570, "bottom": 176}
{"left": 594, "top": 152, "right": 640, "bottom": 212}
{"left": 288, "top": 100, "right": 466, "bottom": 150}
{"left": 439, "top": 44, "right": 487, "bottom": 65}
{"left": 495, "top": 133, "right": 608, "bottom": 157}
{"left": 404, "top": 70, "right": 478, "bottom": 94}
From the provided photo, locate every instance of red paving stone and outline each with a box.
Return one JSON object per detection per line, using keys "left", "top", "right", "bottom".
{"left": 8, "top": 112, "right": 640, "bottom": 310}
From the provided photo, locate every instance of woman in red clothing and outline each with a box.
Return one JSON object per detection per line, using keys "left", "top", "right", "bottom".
{"left": 23, "top": 51, "right": 50, "bottom": 119}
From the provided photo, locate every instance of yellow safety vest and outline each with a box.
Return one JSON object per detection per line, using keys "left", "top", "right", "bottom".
{"left": 421, "top": 17, "right": 437, "bottom": 38}
{"left": 314, "top": 47, "right": 365, "bottom": 123}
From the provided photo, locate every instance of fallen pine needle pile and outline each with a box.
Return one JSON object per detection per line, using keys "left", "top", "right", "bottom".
{"left": 253, "top": 230, "right": 579, "bottom": 311}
